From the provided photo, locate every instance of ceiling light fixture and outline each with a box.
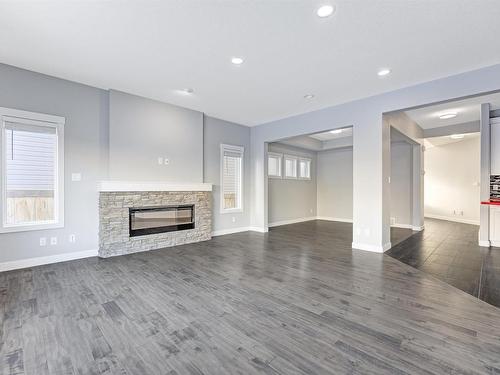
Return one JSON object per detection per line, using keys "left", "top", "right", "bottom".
{"left": 450, "top": 134, "right": 465, "bottom": 140}
{"left": 231, "top": 57, "right": 244, "bottom": 65}
{"left": 439, "top": 112, "right": 458, "bottom": 120}
{"left": 330, "top": 129, "right": 343, "bottom": 134}
{"left": 317, "top": 5, "right": 335, "bottom": 18}
{"left": 304, "top": 94, "right": 315, "bottom": 99}
{"left": 377, "top": 68, "right": 391, "bottom": 77}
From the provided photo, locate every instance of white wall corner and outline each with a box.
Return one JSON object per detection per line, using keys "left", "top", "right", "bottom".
{"left": 0, "top": 249, "right": 98, "bottom": 273}
{"left": 351, "top": 242, "right": 392, "bottom": 253}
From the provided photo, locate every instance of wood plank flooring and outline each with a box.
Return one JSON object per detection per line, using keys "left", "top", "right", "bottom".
{"left": 388, "top": 218, "right": 500, "bottom": 307}
{"left": 1, "top": 219, "right": 500, "bottom": 374}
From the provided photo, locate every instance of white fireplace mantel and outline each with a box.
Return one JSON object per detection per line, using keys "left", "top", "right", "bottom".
{"left": 98, "top": 181, "right": 212, "bottom": 192}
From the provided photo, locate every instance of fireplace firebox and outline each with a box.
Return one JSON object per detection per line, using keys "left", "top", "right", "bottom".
{"left": 129, "top": 205, "right": 195, "bottom": 237}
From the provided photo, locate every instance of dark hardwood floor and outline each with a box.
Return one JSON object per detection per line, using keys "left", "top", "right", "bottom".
{"left": 387, "top": 218, "right": 500, "bottom": 308}
{"left": 1, "top": 220, "right": 500, "bottom": 374}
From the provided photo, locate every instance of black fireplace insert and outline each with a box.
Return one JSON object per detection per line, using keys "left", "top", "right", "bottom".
{"left": 129, "top": 205, "right": 195, "bottom": 237}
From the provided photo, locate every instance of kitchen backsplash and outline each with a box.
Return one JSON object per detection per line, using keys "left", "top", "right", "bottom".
{"left": 491, "top": 175, "right": 500, "bottom": 201}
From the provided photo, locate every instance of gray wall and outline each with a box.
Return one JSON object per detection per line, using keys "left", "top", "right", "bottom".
{"left": 203, "top": 116, "right": 251, "bottom": 233}
{"left": 109, "top": 90, "right": 203, "bottom": 182}
{"left": 268, "top": 143, "right": 317, "bottom": 224}
{"left": 316, "top": 147, "right": 353, "bottom": 220}
{"left": 0, "top": 63, "right": 107, "bottom": 263}
{"left": 390, "top": 142, "right": 413, "bottom": 226}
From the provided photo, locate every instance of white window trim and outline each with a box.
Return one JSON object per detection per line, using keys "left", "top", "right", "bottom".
{"left": 267, "top": 152, "right": 282, "bottom": 179}
{"left": 283, "top": 154, "right": 298, "bottom": 179}
{"left": 298, "top": 157, "right": 312, "bottom": 180}
{"left": 0, "top": 107, "right": 65, "bottom": 233}
{"left": 220, "top": 143, "right": 244, "bottom": 214}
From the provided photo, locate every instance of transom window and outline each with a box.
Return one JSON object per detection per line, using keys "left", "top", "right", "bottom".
{"left": 299, "top": 158, "right": 311, "bottom": 180}
{"left": 284, "top": 155, "right": 298, "bottom": 179}
{"left": 268, "top": 152, "right": 282, "bottom": 178}
{"left": 0, "top": 107, "right": 65, "bottom": 233}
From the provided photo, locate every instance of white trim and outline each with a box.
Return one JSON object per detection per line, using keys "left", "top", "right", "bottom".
{"left": 391, "top": 223, "right": 413, "bottom": 229}
{"left": 0, "top": 108, "right": 65, "bottom": 233}
{"left": 248, "top": 226, "right": 268, "bottom": 233}
{"left": 478, "top": 240, "right": 491, "bottom": 247}
{"left": 220, "top": 143, "right": 244, "bottom": 214}
{"left": 0, "top": 249, "right": 97, "bottom": 273}
{"left": 352, "top": 242, "right": 392, "bottom": 253}
{"left": 491, "top": 240, "right": 500, "bottom": 248}
{"left": 212, "top": 226, "right": 251, "bottom": 236}
{"left": 267, "top": 152, "right": 283, "bottom": 178}
{"left": 424, "top": 214, "right": 479, "bottom": 225}
{"left": 298, "top": 157, "right": 312, "bottom": 180}
{"left": 283, "top": 154, "right": 298, "bottom": 179}
{"left": 412, "top": 225, "right": 425, "bottom": 231}
{"left": 99, "top": 181, "right": 213, "bottom": 192}
{"left": 316, "top": 216, "right": 353, "bottom": 223}
{"left": 268, "top": 216, "right": 316, "bottom": 227}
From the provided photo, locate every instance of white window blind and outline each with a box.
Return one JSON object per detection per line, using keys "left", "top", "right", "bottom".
{"left": 299, "top": 158, "right": 311, "bottom": 179}
{"left": 1, "top": 107, "right": 65, "bottom": 233}
{"left": 221, "top": 144, "right": 243, "bottom": 212}
{"left": 284, "top": 155, "right": 297, "bottom": 179}
{"left": 268, "top": 152, "right": 282, "bottom": 178}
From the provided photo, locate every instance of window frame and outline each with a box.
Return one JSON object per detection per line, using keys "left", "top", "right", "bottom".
{"left": 0, "top": 107, "right": 65, "bottom": 233}
{"left": 220, "top": 143, "right": 244, "bottom": 214}
{"left": 267, "top": 152, "right": 282, "bottom": 179}
{"left": 298, "top": 157, "right": 312, "bottom": 180}
{"left": 283, "top": 154, "right": 298, "bottom": 179}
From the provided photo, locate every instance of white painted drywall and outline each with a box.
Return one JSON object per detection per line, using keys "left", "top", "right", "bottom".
{"left": 424, "top": 136, "right": 480, "bottom": 224}
{"left": 268, "top": 144, "right": 317, "bottom": 224}
{"left": 390, "top": 143, "right": 413, "bottom": 226}
{"left": 317, "top": 147, "right": 353, "bottom": 221}
{"left": 203, "top": 116, "right": 251, "bottom": 233}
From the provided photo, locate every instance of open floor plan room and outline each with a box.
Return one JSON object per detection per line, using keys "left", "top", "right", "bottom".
{"left": 1, "top": 1, "right": 500, "bottom": 374}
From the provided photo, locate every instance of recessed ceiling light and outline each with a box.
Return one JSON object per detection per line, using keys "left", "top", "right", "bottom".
{"left": 178, "top": 88, "right": 194, "bottom": 95}
{"left": 231, "top": 57, "right": 244, "bottom": 65}
{"left": 450, "top": 134, "right": 465, "bottom": 139}
{"left": 377, "top": 68, "right": 391, "bottom": 77}
{"left": 330, "top": 129, "right": 343, "bottom": 134}
{"left": 304, "top": 94, "right": 315, "bottom": 99}
{"left": 317, "top": 5, "right": 335, "bottom": 18}
{"left": 439, "top": 112, "right": 458, "bottom": 120}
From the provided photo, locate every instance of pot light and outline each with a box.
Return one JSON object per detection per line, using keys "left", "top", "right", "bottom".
{"left": 304, "top": 94, "right": 315, "bottom": 99}
{"left": 377, "top": 68, "right": 391, "bottom": 77}
{"left": 450, "top": 134, "right": 465, "bottom": 139}
{"left": 231, "top": 57, "right": 244, "bottom": 65}
{"left": 178, "top": 88, "right": 194, "bottom": 95}
{"left": 439, "top": 112, "right": 458, "bottom": 120}
{"left": 330, "top": 129, "right": 343, "bottom": 134}
{"left": 317, "top": 5, "right": 335, "bottom": 18}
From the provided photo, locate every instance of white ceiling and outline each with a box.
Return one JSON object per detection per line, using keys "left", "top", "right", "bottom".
{"left": 1, "top": 1, "right": 500, "bottom": 126}
{"left": 424, "top": 132, "right": 479, "bottom": 148}
{"left": 309, "top": 127, "right": 352, "bottom": 141}
{"left": 405, "top": 92, "right": 500, "bottom": 129}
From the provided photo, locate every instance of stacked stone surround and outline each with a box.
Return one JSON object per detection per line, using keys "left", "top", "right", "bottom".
{"left": 99, "top": 191, "right": 211, "bottom": 258}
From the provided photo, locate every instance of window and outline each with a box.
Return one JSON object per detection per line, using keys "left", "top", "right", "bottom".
{"left": 299, "top": 158, "right": 311, "bottom": 180}
{"left": 220, "top": 144, "right": 243, "bottom": 213}
{"left": 268, "top": 152, "right": 282, "bottom": 178}
{"left": 0, "top": 107, "right": 64, "bottom": 233}
{"left": 284, "top": 155, "right": 297, "bottom": 179}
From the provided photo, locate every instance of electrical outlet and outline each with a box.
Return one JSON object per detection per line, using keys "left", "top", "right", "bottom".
{"left": 39, "top": 237, "right": 47, "bottom": 246}
{"left": 390, "top": 217, "right": 396, "bottom": 225}
{"left": 164, "top": 158, "right": 170, "bottom": 165}
{"left": 231, "top": 216, "right": 236, "bottom": 223}
{"left": 310, "top": 208, "right": 313, "bottom": 214}
{"left": 157, "top": 157, "right": 163, "bottom": 165}
{"left": 69, "top": 234, "right": 76, "bottom": 243}
{"left": 71, "top": 173, "right": 82, "bottom": 181}
{"left": 50, "top": 237, "right": 57, "bottom": 245}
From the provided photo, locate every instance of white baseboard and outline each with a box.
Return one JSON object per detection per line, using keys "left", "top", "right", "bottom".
{"left": 212, "top": 226, "right": 252, "bottom": 237}
{"left": 316, "top": 216, "right": 353, "bottom": 223}
{"left": 268, "top": 216, "right": 317, "bottom": 228}
{"left": 352, "top": 242, "right": 392, "bottom": 253}
{"left": 490, "top": 240, "right": 500, "bottom": 248}
{"left": 424, "top": 214, "right": 479, "bottom": 225}
{"left": 412, "top": 225, "right": 425, "bottom": 231}
{"left": 248, "top": 226, "right": 269, "bottom": 233}
{"left": 478, "top": 240, "right": 491, "bottom": 247}
{"left": 0, "top": 249, "right": 98, "bottom": 273}
{"left": 391, "top": 223, "right": 413, "bottom": 229}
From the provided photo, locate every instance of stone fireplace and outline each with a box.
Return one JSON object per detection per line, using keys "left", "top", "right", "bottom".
{"left": 98, "top": 182, "right": 212, "bottom": 258}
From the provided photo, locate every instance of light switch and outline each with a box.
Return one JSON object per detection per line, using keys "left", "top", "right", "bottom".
{"left": 50, "top": 237, "right": 57, "bottom": 245}
{"left": 164, "top": 158, "right": 170, "bottom": 165}
{"left": 71, "top": 173, "right": 82, "bottom": 181}
{"left": 39, "top": 238, "right": 47, "bottom": 246}
{"left": 158, "top": 157, "right": 163, "bottom": 165}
